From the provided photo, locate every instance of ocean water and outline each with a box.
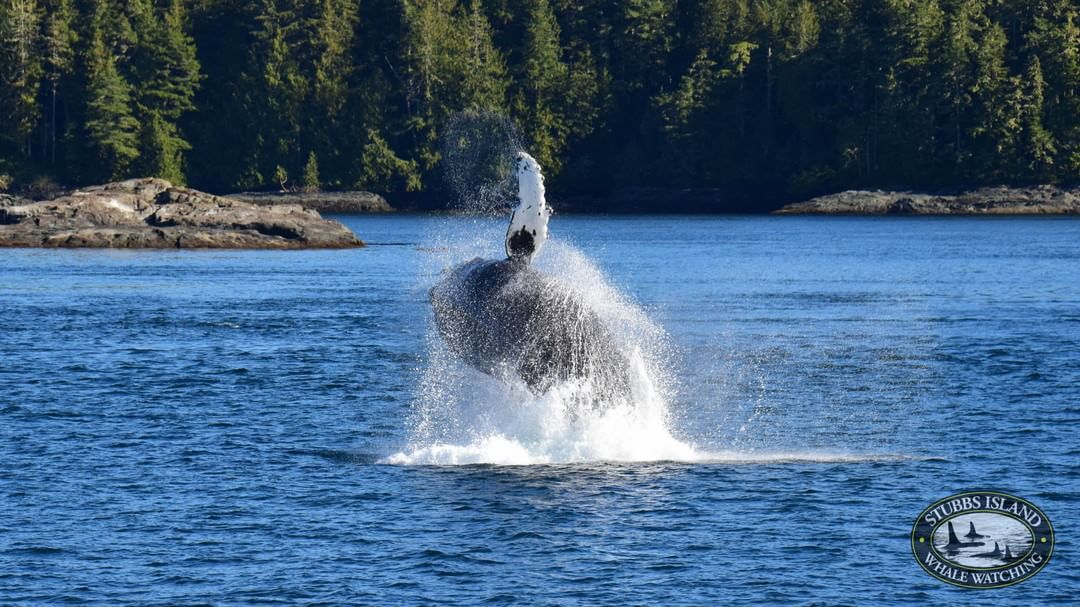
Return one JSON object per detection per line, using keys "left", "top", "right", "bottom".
{"left": 1, "top": 214, "right": 1078, "bottom": 605}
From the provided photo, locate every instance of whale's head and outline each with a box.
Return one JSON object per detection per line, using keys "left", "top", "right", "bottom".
{"left": 506, "top": 151, "right": 549, "bottom": 262}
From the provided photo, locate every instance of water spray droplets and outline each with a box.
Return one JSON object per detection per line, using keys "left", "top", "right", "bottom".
{"left": 441, "top": 111, "right": 524, "bottom": 213}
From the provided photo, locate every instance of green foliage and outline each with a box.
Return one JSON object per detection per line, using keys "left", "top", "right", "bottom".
{"left": 515, "top": 0, "right": 569, "bottom": 172}
{"left": 83, "top": 26, "right": 140, "bottom": 180}
{"left": 0, "top": 0, "right": 1079, "bottom": 203}
{"left": 356, "top": 129, "right": 421, "bottom": 193}
{"left": 274, "top": 165, "right": 288, "bottom": 191}
{"left": 302, "top": 150, "right": 320, "bottom": 192}
{"left": 41, "top": 0, "right": 77, "bottom": 164}
{"left": 137, "top": 113, "right": 187, "bottom": 184}
{"left": 1019, "top": 56, "right": 1056, "bottom": 179}
{"left": 0, "top": 0, "right": 43, "bottom": 157}
{"left": 131, "top": 0, "right": 200, "bottom": 185}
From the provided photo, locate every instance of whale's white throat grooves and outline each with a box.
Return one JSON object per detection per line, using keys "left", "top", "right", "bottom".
{"left": 505, "top": 152, "right": 550, "bottom": 261}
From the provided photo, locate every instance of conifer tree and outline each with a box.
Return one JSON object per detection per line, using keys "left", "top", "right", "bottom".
{"left": 142, "top": 0, "right": 201, "bottom": 123}
{"left": 135, "top": 0, "right": 200, "bottom": 184}
{"left": 302, "top": 150, "right": 320, "bottom": 191}
{"left": 313, "top": 0, "right": 355, "bottom": 118}
{"left": 969, "top": 20, "right": 1012, "bottom": 178}
{"left": 356, "top": 128, "right": 421, "bottom": 192}
{"left": 83, "top": 27, "right": 140, "bottom": 180}
{"left": 310, "top": 0, "right": 357, "bottom": 181}
{"left": 137, "top": 112, "right": 186, "bottom": 183}
{"left": 0, "top": 0, "right": 1078, "bottom": 199}
{"left": 461, "top": 0, "right": 508, "bottom": 112}
{"left": 0, "top": 0, "right": 43, "bottom": 158}
{"left": 936, "top": 0, "right": 981, "bottom": 172}
{"left": 515, "top": 0, "right": 568, "bottom": 172}
{"left": 1027, "top": 1, "right": 1080, "bottom": 174}
{"left": 42, "top": 0, "right": 77, "bottom": 164}
{"left": 246, "top": 0, "right": 307, "bottom": 187}
{"left": 1019, "top": 55, "right": 1056, "bottom": 178}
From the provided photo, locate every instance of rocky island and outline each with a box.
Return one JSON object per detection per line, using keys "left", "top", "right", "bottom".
{"left": 227, "top": 190, "right": 393, "bottom": 214}
{"left": 0, "top": 179, "right": 363, "bottom": 249}
{"left": 775, "top": 185, "right": 1080, "bottom": 215}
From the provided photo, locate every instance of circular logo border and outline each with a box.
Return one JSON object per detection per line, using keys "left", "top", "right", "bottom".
{"left": 911, "top": 491, "right": 1054, "bottom": 589}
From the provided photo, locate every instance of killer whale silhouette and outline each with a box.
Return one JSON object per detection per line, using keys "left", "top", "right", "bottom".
{"left": 972, "top": 542, "right": 1002, "bottom": 558}
{"left": 964, "top": 521, "right": 986, "bottom": 539}
{"left": 1000, "top": 544, "right": 1027, "bottom": 563}
{"left": 943, "top": 521, "right": 985, "bottom": 550}
{"left": 430, "top": 152, "right": 630, "bottom": 395}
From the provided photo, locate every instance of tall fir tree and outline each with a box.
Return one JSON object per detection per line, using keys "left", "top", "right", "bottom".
{"left": 134, "top": 0, "right": 201, "bottom": 183}
{"left": 514, "top": 0, "right": 568, "bottom": 172}
{"left": 461, "top": 0, "right": 508, "bottom": 112}
{"left": 0, "top": 0, "right": 43, "bottom": 159}
{"left": 1027, "top": 0, "right": 1080, "bottom": 175}
{"left": 42, "top": 0, "right": 77, "bottom": 165}
{"left": 245, "top": 0, "right": 307, "bottom": 186}
{"left": 308, "top": 0, "right": 357, "bottom": 185}
{"left": 83, "top": 24, "right": 140, "bottom": 180}
{"left": 1019, "top": 55, "right": 1056, "bottom": 179}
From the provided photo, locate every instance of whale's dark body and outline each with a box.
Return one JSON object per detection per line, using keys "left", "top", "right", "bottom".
{"left": 431, "top": 258, "right": 629, "bottom": 393}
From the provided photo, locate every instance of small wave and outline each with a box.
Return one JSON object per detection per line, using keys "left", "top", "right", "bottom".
{"left": 690, "top": 450, "right": 931, "bottom": 465}
{"left": 382, "top": 444, "right": 924, "bottom": 466}
{"left": 4, "top": 546, "right": 66, "bottom": 555}
{"left": 287, "top": 448, "right": 383, "bottom": 465}
{"left": 382, "top": 430, "right": 699, "bottom": 466}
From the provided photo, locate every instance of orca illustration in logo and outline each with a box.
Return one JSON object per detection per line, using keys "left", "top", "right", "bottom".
{"left": 964, "top": 521, "right": 986, "bottom": 539}
{"left": 971, "top": 542, "right": 1002, "bottom": 559}
{"left": 943, "top": 521, "right": 985, "bottom": 550}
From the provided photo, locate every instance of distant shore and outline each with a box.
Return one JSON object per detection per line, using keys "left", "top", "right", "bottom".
{"left": 774, "top": 185, "right": 1080, "bottom": 215}
{"left": 6, "top": 183, "right": 1080, "bottom": 218}
{"left": 393, "top": 184, "right": 1080, "bottom": 215}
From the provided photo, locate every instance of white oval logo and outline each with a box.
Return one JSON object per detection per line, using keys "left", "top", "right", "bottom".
{"left": 912, "top": 491, "right": 1054, "bottom": 588}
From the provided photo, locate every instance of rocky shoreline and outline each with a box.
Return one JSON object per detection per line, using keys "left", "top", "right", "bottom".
{"left": 227, "top": 190, "right": 393, "bottom": 213}
{"left": 774, "top": 185, "right": 1080, "bottom": 215}
{"left": 0, "top": 178, "right": 363, "bottom": 249}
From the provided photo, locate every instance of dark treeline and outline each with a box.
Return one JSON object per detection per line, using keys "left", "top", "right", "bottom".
{"left": 1, "top": 0, "right": 1078, "bottom": 206}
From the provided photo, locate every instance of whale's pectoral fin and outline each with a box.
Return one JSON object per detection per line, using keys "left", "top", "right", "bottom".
{"left": 506, "top": 151, "right": 549, "bottom": 262}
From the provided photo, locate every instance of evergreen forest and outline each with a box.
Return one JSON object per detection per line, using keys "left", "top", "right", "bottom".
{"left": 1, "top": 0, "right": 1078, "bottom": 207}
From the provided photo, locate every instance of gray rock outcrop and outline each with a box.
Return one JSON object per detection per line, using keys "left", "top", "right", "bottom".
{"left": 775, "top": 185, "right": 1080, "bottom": 215}
{"left": 227, "top": 190, "right": 393, "bottom": 213}
{"left": 0, "top": 178, "right": 363, "bottom": 248}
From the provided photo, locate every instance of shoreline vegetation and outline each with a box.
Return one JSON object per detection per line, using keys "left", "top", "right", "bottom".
{"left": 1, "top": 1, "right": 1079, "bottom": 213}
{"left": 1, "top": 177, "right": 1076, "bottom": 249}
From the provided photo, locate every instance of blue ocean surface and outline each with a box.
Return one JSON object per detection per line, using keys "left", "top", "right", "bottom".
{"left": 1, "top": 214, "right": 1078, "bottom": 605}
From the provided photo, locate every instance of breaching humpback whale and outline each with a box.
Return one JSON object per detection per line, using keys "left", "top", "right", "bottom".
{"left": 430, "top": 152, "right": 629, "bottom": 394}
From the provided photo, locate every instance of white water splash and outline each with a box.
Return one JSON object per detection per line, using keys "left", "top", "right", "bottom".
{"left": 386, "top": 232, "right": 923, "bottom": 467}
{"left": 387, "top": 140, "right": 918, "bottom": 467}
{"left": 387, "top": 235, "right": 707, "bottom": 465}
